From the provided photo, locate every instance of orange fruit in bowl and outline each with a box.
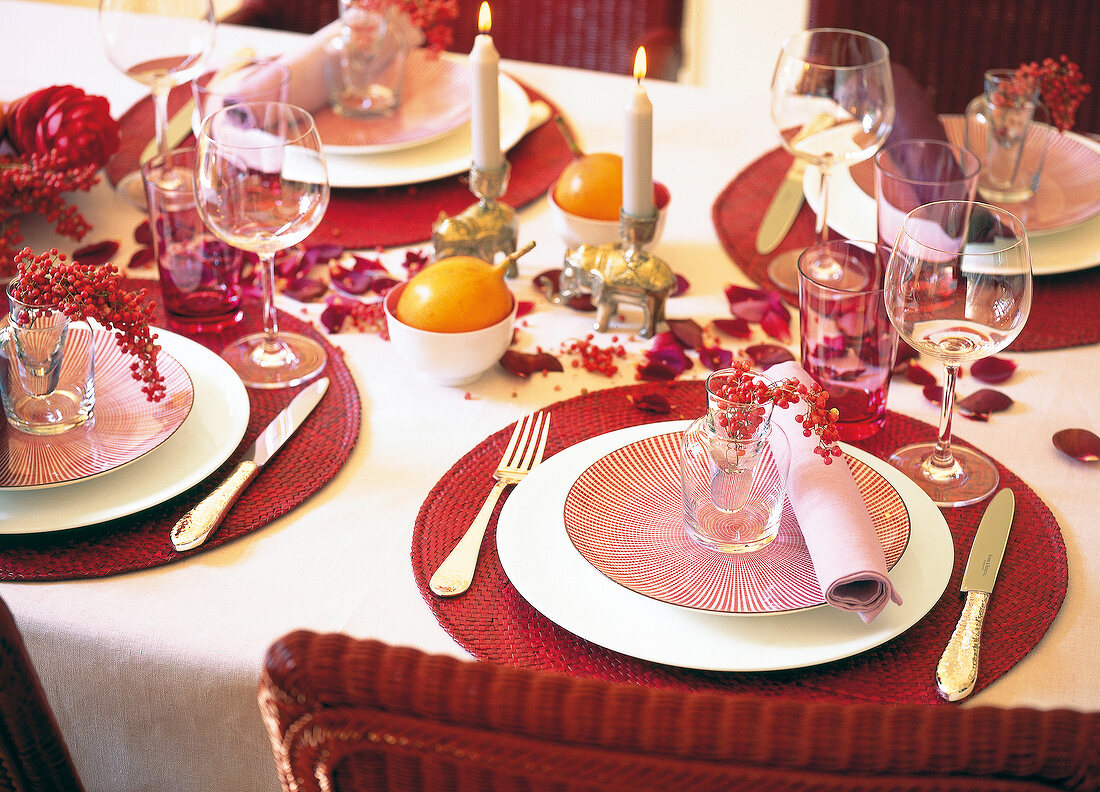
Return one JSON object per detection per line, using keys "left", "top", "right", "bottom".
{"left": 553, "top": 152, "right": 624, "bottom": 222}
{"left": 395, "top": 255, "right": 514, "bottom": 333}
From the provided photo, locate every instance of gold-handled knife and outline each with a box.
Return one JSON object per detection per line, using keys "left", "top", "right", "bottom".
{"left": 139, "top": 47, "right": 256, "bottom": 166}
{"left": 170, "top": 376, "right": 329, "bottom": 552}
{"left": 754, "top": 113, "right": 834, "bottom": 255}
{"left": 935, "top": 488, "right": 1015, "bottom": 701}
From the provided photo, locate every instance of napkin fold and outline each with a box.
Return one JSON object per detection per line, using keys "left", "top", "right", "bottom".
{"left": 888, "top": 61, "right": 950, "bottom": 145}
{"left": 767, "top": 361, "right": 903, "bottom": 623}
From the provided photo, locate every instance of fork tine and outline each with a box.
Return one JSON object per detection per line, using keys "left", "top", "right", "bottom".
{"left": 514, "top": 412, "right": 545, "bottom": 470}
{"left": 503, "top": 413, "right": 534, "bottom": 468}
{"left": 530, "top": 414, "right": 550, "bottom": 468}
{"left": 499, "top": 413, "right": 527, "bottom": 466}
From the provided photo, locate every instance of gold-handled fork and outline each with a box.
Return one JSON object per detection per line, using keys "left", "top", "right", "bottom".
{"left": 429, "top": 412, "right": 551, "bottom": 597}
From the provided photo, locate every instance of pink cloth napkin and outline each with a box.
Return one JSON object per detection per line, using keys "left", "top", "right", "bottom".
{"left": 767, "top": 361, "right": 903, "bottom": 622}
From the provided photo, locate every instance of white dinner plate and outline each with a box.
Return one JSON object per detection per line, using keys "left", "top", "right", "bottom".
{"left": 323, "top": 72, "right": 531, "bottom": 188}
{"left": 805, "top": 130, "right": 1100, "bottom": 276}
{"left": 497, "top": 421, "right": 954, "bottom": 673}
{"left": 0, "top": 328, "right": 250, "bottom": 533}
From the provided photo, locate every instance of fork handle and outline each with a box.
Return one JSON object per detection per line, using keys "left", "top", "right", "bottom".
{"left": 429, "top": 479, "right": 510, "bottom": 597}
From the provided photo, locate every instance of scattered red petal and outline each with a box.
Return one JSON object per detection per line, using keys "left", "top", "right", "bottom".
{"left": 970, "top": 356, "right": 1018, "bottom": 384}
{"left": 72, "top": 240, "right": 118, "bottom": 266}
{"left": 765, "top": 291, "right": 791, "bottom": 322}
{"left": 760, "top": 309, "right": 792, "bottom": 343}
{"left": 922, "top": 383, "right": 943, "bottom": 403}
{"left": 320, "top": 302, "right": 349, "bottom": 333}
{"left": 282, "top": 277, "right": 328, "bottom": 302}
{"left": 893, "top": 341, "right": 920, "bottom": 373}
{"left": 957, "top": 388, "right": 1013, "bottom": 419}
{"left": 127, "top": 247, "right": 154, "bottom": 269}
{"left": 500, "top": 349, "right": 563, "bottom": 378}
{"left": 906, "top": 363, "right": 938, "bottom": 386}
{"left": 630, "top": 393, "right": 671, "bottom": 414}
{"left": 712, "top": 318, "right": 752, "bottom": 338}
{"left": 533, "top": 268, "right": 595, "bottom": 311}
{"left": 743, "top": 344, "right": 795, "bottom": 368}
{"left": 133, "top": 220, "right": 153, "bottom": 246}
{"left": 729, "top": 299, "right": 770, "bottom": 323}
{"left": 329, "top": 267, "right": 375, "bottom": 295}
{"left": 275, "top": 247, "right": 307, "bottom": 278}
{"left": 666, "top": 318, "right": 704, "bottom": 350}
{"left": 515, "top": 300, "right": 535, "bottom": 319}
{"left": 1052, "top": 428, "right": 1100, "bottom": 462}
{"left": 699, "top": 345, "right": 733, "bottom": 370}
{"left": 724, "top": 284, "right": 768, "bottom": 305}
{"left": 672, "top": 273, "right": 690, "bottom": 296}
{"left": 303, "top": 244, "right": 344, "bottom": 269}
{"left": 644, "top": 342, "right": 692, "bottom": 374}
{"left": 635, "top": 359, "right": 679, "bottom": 381}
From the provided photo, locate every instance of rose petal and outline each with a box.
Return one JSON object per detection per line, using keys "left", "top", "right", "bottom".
{"left": 712, "top": 318, "right": 752, "bottom": 338}
{"left": 533, "top": 268, "right": 595, "bottom": 312}
{"left": 282, "top": 276, "right": 328, "bottom": 302}
{"left": 350, "top": 254, "right": 388, "bottom": 272}
{"left": 970, "top": 356, "right": 1018, "bottom": 384}
{"left": 765, "top": 291, "right": 791, "bottom": 322}
{"left": 500, "top": 349, "right": 563, "bottom": 378}
{"left": 922, "top": 383, "right": 944, "bottom": 403}
{"left": 760, "top": 309, "right": 792, "bottom": 344}
{"left": 320, "top": 302, "right": 350, "bottom": 333}
{"left": 645, "top": 343, "right": 691, "bottom": 374}
{"left": 515, "top": 300, "right": 535, "bottom": 319}
{"left": 729, "top": 299, "right": 770, "bottom": 323}
{"left": 666, "top": 318, "right": 704, "bottom": 350}
{"left": 275, "top": 247, "right": 307, "bottom": 278}
{"left": 957, "top": 388, "right": 1013, "bottom": 418}
{"left": 133, "top": 220, "right": 153, "bottom": 246}
{"left": 303, "top": 243, "right": 344, "bottom": 269}
{"left": 699, "top": 345, "right": 733, "bottom": 370}
{"left": 906, "top": 363, "right": 938, "bottom": 386}
{"left": 72, "top": 240, "right": 118, "bottom": 266}
{"left": 724, "top": 284, "right": 768, "bottom": 305}
{"left": 630, "top": 393, "right": 671, "bottom": 414}
{"left": 743, "top": 344, "right": 795, "bottom": 368}
{"left": 635, "top": 360, "right": 679, "bottom": 381}
{"left": 329, "top": 267, "right": 375, "bottom": 295}
{"left": 1052, "top": 428, "right": 1100, "bottom": 462}
{"left": 127, "top": 247, "right": 155, "bottom": 269}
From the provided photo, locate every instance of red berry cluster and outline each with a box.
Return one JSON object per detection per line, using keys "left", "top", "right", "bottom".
{"left": 1015, "top": 55, "right": 1091, "bottom": 133}
{"left": 708, "top": 360, "right": 841, "bottom": 463}
{"left": 561, "top": 334, "right": 627, "bottom": 377}
{"left": 351, "top": 0, "right": 458, "bottom": 52}
{"left": 0, "top": 151, "right": 101, "bottom": 277}
{"left": 10, "top": 248, "right": 166, "bottom": 402}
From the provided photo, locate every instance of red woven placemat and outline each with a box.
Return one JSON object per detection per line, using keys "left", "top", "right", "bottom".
{"left": 711, "top": 146, "right": 1100, "bottom": 352}
{"left": 106, "top": 80, "right": 572, "bottom": 250}
{"left": 0, "top": 294, "right": 360, "bottom": 581}
{"left": 411, "top": 380, "right": 1067, "bottom": 705}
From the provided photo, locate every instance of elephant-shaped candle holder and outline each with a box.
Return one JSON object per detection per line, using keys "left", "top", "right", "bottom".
{"left": 432, "top": 162, "right": 518, "bottom": 276}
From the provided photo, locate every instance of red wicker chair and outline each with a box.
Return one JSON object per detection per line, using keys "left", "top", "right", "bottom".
{"left": 0, "top": 597, "right": 85, "bottom": 792}
{"left": 223, "top": 0, "right": 685, "bottom": 81}
{"left": 259, "top": 630, "right": 1100, "bottom": 792}
{"left": 807, "top": 0, "right": 1098, "bottom": 134}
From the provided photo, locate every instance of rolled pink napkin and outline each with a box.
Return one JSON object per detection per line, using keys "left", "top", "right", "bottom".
{"left": 767, "top": 361, "right": 903, "bottom": 622}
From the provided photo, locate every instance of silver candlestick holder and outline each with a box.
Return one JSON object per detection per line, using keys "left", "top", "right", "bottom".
{"left": 431, "top": 161, "right": 519, "bottom": 276}
{"left": 547, "top": 209, "right": 674, "bottom": 339}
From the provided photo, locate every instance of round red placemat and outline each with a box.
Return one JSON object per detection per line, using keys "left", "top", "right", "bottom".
{"left": 711, "top": 147, "right": 1100, "bottom": 352}
{"left": 411, "top": 380, "right": 1067, "bottom": 705}
{"left": 0, "top": 295, "right": 360, "bottom": 581}
{"left": 106, "top": 80, "right": 572, "bottom": 250}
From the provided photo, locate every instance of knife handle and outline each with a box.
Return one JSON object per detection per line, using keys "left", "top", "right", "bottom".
{"left": 935, "top": 590, "right": 989, "bottom": 701}
{"left": 170, "top": 459, "right": 260, "bottom": 552}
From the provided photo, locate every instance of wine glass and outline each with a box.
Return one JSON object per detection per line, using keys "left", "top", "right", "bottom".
{"left": 99, "top": 0, "right": 216, "bottom": 207}
{"left": 195, "top": 102, "right": 331, "bottom": 389}
{"left": 884, "top": 200, "right": 1032, "bottom": 507}
{"left": 766, "top": 28, "right": 895, "bottom": 293}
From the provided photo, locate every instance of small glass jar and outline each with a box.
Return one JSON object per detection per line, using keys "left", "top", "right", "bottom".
{"left": 324, "top": 1, "right": 411, "bottom": 118}
{"left": 964, "top": 69, "right": 1052, "bottom": 203}
{"left": 680, "top": 368, "right": 790, "bottom": 553}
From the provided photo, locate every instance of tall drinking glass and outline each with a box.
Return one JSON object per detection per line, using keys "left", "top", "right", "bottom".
{"left": 766, "top": 28, "right": 895, "bottom": 293}
{"left": 195, "top": 102, "right": 330, "bottom": 389}
{"left": 99, "top": 0, "right": 216, "bottom": 207}
{"left": 884, "top": 201, "right": 1032, "bottom": 506}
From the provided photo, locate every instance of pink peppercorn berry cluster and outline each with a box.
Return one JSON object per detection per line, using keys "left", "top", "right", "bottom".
{"left": 708, "top": 360, "right": 841, "bottom": 463}
{"left": 1015, "top": 55, "right": 1091, "bottom": 133}
{"left": 11, "top": 247, "right": 166, "bottom": 402}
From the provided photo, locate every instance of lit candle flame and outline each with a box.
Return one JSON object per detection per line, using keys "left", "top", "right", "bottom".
{"left": 633, "top": 47, "right": 647, "bottom": 82}
{"left": 478, "top": 1, "right": 492, "bottom": 34}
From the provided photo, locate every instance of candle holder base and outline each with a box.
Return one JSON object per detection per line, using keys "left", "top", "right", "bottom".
{"left": 432, "top": 162, "right": 518, "bottom": 276}
{"left": 546, "top": 209, "right": 674, "bottom": 339}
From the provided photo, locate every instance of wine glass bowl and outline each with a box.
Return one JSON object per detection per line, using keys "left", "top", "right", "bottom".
{"left": 195, "top": 101, "right": 330, "bottom": 389}
{"left": 884, "top": 200, "right": 1032, "bottom": 506}
{"left": 766, "top": 28, "right": 895, "bottom": 293}
{"left": 99, "top": 0, "right": 215, "bottom": 207}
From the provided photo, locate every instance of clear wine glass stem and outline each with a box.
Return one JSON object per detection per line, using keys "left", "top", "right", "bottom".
{"left": 152, "top": 80, "right": 171, "bottom": 157}
{"left": 814, "top": 163, "right": 832, "bottom": 243}
{"left": 257, "top": 252, "right": 284, "bottom": 355}
{"left": 925, "top": 363, "right": 962, "bottom": 475}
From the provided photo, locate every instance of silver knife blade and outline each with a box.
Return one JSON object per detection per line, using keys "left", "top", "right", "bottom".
{"left": 170, "top": 376, "right": 329, "bottom": 552}
{"left": 754, "top": 113, "right": 834, "bottom": 255}
{"left": 935, "top": 488, "right": 1015, "bottom": 701}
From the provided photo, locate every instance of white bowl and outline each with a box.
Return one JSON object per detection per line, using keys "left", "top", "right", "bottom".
{"left": 383, "top": 282, "right": 517, "bottom": 386}
{"left": 547, "top": 182, "right": 671, "bottom": 249}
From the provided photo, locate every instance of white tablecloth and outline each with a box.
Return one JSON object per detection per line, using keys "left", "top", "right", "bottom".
{"left": 1, "top": 3, "right": 1097, "bottom": 791}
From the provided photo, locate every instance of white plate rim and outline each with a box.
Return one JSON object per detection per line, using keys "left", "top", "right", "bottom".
{"left": 0, "top": 327, "right": 250, "bottom": 533}
{"left": 497, "top": 420, "right": 954, "bottom": 673}
{"left": 805, "top": 130, "right": 1100, "bottom": 276}
{"left": 323, "top": 71, "right": 530, "bottom": 189}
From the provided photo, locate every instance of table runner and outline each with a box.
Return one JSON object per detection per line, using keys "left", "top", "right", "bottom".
{"left": 0, "top": 295, "right": 360, "bottom": 581}
{"left": 411, "top": 380, "right": 1067, "bottom": 705}
{"left": 106, "top": 80, "right": 573, "bottom": 250}
{"left": 711, "top": 147, "right": 1100, "bottom": 352}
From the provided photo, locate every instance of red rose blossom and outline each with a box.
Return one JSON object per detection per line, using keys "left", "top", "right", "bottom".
{"left": 5, "top": 85, "right": 121, "bottom": 168}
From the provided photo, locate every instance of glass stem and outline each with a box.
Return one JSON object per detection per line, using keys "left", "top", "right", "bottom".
{"left": 815, "top": 163, "right": 831, "bottom": 244}
{"left": 152, "top": 81, "right": 171, "bottom": 156}
{"left": 258, "top": 252, "right": 281, "bottom": 354}
{"left": 930, "top": 363, "right": 960, "bottom": 471}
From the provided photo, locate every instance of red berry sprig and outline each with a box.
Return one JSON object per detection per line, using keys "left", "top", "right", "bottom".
{"left": 10, "top": 248, "right": 166, "bottom": 402}
{"left": 708, "top": 360, "right": 841, "bottom": 463}
{"left": 1015, "top": 55, "right": 1091, "bottom": 133}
